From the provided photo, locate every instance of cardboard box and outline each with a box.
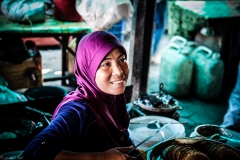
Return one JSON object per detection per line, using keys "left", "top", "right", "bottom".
{"left": 67, "top": 38, "right": 77, "bottom": 74}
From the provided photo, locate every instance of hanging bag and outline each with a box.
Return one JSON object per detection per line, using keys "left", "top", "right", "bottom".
{"left": 76, "top": 0, "right": 134, "bottom": 31}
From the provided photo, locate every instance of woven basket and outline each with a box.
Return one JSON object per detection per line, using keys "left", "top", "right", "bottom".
{"left": 0, "top": 56, "right": 43, "bottom": 90}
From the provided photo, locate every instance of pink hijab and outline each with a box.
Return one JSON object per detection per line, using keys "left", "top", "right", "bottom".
{"left": 52, "top": 31, "right": 130, "bottom": 148}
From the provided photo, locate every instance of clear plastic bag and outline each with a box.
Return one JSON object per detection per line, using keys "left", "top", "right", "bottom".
{"left": 76, "top": 0, "right": 134, "bottom": 31}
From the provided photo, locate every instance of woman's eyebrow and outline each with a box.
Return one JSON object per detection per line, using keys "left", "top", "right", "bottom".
{"left": 103, "top": 57, "right": 110, "bottom": 60}
{"left": 103, "top": 53, "right": 125, "bottom": 61}
{"left": 118, "top": 53, "right": 125, "bottom": 58}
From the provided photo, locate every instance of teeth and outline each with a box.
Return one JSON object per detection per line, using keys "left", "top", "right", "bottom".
{"left": 112, "top": 80, "right": 123, "bottom": 84}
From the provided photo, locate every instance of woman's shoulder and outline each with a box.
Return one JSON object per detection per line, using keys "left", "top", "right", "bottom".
{"left": 62, "top": 100, "right": 88, "bottom": 109}
{"left": 57, "top": 100, "right": 91, "bottom": 119}
{"left": 62, "top": 100, "right": 87, "bottom": 108}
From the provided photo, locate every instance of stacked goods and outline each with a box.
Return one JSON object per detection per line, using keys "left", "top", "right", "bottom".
{"left": 192, "top": 140, "right": 240, "bottom": 160}
{"left": 155, "top": 137, "right": 240, "bottom": 160}
{"left": 164, "top": 144, "right": 210, "bottom": 160}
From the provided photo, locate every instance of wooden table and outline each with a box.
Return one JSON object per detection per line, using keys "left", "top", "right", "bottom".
{"left": 0, "top": 15, "right": 91, "bottom": 85}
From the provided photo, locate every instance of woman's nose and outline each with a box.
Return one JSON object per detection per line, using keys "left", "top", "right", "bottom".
{"left": 112, "top": 63, "right": 123, "bottom": 75}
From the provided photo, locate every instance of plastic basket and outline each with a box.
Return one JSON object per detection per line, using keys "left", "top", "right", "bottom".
{"left": 108, "top": 20, "right": 125, "bottom": 43}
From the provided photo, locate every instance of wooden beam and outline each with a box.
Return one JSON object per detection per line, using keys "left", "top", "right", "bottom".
{"left": 131, "top": 0, "right": 156, "bottom": 102}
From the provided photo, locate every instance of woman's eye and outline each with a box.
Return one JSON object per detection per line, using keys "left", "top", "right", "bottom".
{"left": 120, "top": 58, "right": 126, "bottom": 62}
{"left": 101, "top": 62, "right": 110, "bottom": 67}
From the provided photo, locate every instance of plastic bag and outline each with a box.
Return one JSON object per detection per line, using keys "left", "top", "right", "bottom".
{"left": 0, "top": 85, "right": 27, "bottom": 104}
{"left": 76, "top": 0, "right": 134, "bottom": 31}
{"left": 1, "top": 0, "right": 45, "bottom": 25}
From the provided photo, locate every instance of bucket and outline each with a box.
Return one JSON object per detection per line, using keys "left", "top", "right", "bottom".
{"left": 190, "top": 124, "right": 232, "bottom": 143}
{"left": 24, "top": 86, "right": 68, "bottom": 101}
{"left": 159, "top": 36, "right": 195, "bottom": 97}
{"left": 128, "top": 116, "right": 185, "bottom": 151}
{"left": 190, "top": 46, "right": 224, "bottom": 100}
{"left": 24, "top": 86, "right": 68, "bottom": 113}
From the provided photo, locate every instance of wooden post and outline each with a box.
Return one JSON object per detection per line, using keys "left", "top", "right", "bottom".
{"left": 130, "top": 0, "right": 156, "bottom": 102}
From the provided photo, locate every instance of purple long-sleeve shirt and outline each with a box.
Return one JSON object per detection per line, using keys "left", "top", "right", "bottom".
{"left": 21, "top": 101, "right": 134, "bottom": 160}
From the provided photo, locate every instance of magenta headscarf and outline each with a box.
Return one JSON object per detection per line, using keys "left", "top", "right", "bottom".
{"left": 52, "top": 31, "right": 130, "bottom": 148}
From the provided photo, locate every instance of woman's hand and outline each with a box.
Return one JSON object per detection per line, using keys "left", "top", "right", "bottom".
{"left": 103, "top": 146, "right": 137, "bottom": 160}
{"left": 55, "top": 146, "right": 137, "bottom": 160}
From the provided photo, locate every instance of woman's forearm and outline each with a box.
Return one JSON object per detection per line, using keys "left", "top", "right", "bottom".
{"left": 54, "top": 147, "right": 136, "bottom": 160}
{"left": 54, "top": 150, "right": 104, "bottom": 160}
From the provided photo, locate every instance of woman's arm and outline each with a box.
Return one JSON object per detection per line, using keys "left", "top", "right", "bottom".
{"left": 55, "top": 147, "right": 137, "bottom": 160}
{"left": 22, "top": 101, "right": 92, "bottom": 159}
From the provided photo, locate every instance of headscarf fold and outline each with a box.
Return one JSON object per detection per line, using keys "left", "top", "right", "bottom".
{"left": 52, "top": 31, "right": 130, "bottom": 148}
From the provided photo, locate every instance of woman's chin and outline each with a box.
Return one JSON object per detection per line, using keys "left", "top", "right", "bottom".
{"left": 109, "top": 86, "right": 126, "bottom": 95}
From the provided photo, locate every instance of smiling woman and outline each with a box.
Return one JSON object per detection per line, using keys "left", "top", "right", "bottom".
{"left": 95, "top": 47, "right": 129, "bottom": 95}
{"left": 20, "top": 31, "right": 144, "bottom": 160}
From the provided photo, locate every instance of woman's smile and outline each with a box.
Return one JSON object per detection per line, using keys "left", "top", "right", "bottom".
{"left": 111, "top": 79, "right": 124, "bottom": 84}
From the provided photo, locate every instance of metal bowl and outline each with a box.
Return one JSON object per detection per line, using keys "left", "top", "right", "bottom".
{"left": 138, "top": 96, "right": 180, "bottom": 113}
{"left": 194, "top": 124, "right": 232, "bottom": 143}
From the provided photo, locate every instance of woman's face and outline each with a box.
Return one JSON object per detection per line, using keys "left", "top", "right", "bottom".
{"left": 95, "top": 48, "right": 129, "bottom": 95}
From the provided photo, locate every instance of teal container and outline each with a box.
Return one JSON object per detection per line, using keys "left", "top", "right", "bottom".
{"left": 159, "top": 36, "right": 194, "bottom": 97}
{"left": 191, "top": 46, "right": 224, "bottom": 100}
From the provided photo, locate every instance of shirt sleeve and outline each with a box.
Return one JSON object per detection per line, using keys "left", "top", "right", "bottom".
{"left": 21, "top": 101, "right": 92, "bottom": 160}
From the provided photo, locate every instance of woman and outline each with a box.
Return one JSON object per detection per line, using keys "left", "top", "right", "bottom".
{"left": 21, "top": 31, "right": 142, "bottom": 160}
